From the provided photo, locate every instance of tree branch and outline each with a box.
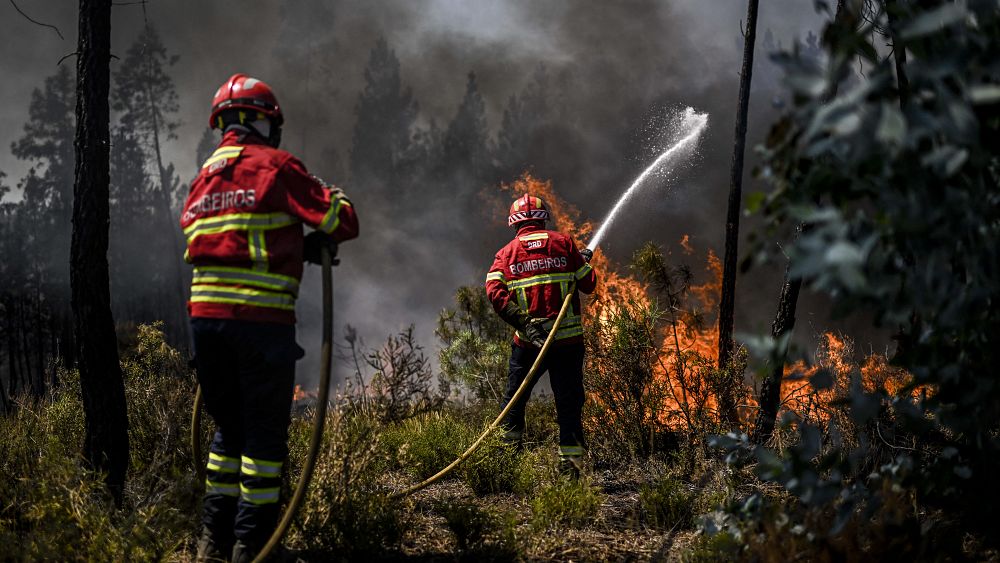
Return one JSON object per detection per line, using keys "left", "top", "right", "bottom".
{"left": 9, "top": 0, "right": 64, "bottom": 39}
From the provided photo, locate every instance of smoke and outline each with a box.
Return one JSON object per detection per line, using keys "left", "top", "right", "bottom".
{"left": 0, "top": 1, "right": 863, "bottom": 389}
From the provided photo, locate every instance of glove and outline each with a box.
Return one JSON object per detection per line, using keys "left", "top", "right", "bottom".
{"left": 523, "top": 317, "right": 555, "bottom": 348}
{"left": 304, "top": 231, "right": 338, "bottom": 265}
{"left": 580, "top": 248, "right": 593, "bottom": 263}
{"left": 499, "top": 301, "right": 533, "bottom": 331}
{"left": 329, "top": 185, "right": 351, "bottom": 204}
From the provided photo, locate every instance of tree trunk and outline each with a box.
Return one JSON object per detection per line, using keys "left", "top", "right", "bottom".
{"left": 5, "top": 308, "right": 17, "bottom": 400}
{"left": 71, "top": 0, "right": 129, "bottom": 502}
{"left": 885, "top": 0, "right": 910, "bottom": 107}
{"left": 19, "top": 298, "right": 31, "bottom": 392}
{"left": 142, "top": 58, "right": 191, "bottom": 349}
{"left": 33, "top": 282, "right": 45, "bottom": 397}
{"left": 751, "top": 0, "right": 849, "bottom": 445}
{"left": 717, "top": 0, "right": 760, "bottom": 426}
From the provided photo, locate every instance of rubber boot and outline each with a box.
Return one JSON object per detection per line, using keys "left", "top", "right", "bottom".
{"left": 195, "top": 527, "right": 232, "bottom": 562}
{"left": 559, "top": 455, "right": 582, "bottom": 481}
{"left": 501, "top": 427, "right": 524, "bottom": 451}
{"left": 232, "top": 539, "right": 260, "bottom": 563}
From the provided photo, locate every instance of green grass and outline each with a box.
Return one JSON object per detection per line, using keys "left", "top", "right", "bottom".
{"left": 530, "top": 478, "right": 602, "bottom": 530}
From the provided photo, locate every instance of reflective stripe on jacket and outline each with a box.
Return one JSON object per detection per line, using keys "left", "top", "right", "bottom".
{"left": 180, "top": 131, "right": 359, "bottom": 324}
{"left": 485, "top": 225, "right": 597, "bottom": 347}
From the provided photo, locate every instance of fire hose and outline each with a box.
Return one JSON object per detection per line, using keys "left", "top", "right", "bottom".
{"left": 190, "top": 245, "right": 335, "bottom": 563}
{"left": 388, "top": 284, "right": 575, "bottom": 500}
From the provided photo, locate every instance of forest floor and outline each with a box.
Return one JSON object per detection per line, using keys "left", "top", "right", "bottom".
{"left": 388, "top": 466, "right": 699, "bottom": 562}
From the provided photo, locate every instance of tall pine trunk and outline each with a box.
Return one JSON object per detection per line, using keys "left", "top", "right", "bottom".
{"left": 143, "top": 67, "right": 190, "bottom": 348}
{"left": 71, "top": 0, "right": 129, "bottom": 502}
{"left": 717, "top": 0, "right": 760, "bottom": 426}
{"left": 752, "top": 0, "right": 849, "bottom": 445}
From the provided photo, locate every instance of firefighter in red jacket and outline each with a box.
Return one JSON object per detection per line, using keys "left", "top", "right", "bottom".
{"left": 183, "top": 74, "right": 358, "bottom": 562}
{"left": 485, "top": 194, "right": 597, "bottom": 477}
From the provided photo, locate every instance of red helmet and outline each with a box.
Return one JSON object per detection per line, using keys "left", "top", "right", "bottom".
{"left": 508, "top": 194, "right": 550, "bottom": 227}
{"left": 209, "top": 74, "right": 283, "bottom": 129}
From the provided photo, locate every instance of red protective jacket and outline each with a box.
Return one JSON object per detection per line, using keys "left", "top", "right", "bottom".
{"left": 180, "top": 131, "right": 358, "bottom": 324}
{"left": 485, "top": 225, "right": 597, "bottom": 347}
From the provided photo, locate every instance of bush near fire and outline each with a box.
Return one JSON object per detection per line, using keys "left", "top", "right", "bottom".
{"left": 2, "top": 1, "right": 1000, "bottom": 561}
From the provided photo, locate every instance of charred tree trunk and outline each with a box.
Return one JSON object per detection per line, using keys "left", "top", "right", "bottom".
{"left": 885, "top": 0, "right": 910, "bottom": 107}
{"left": 71, "top": 0, "right": 129, "bottom": 502}
{"left": 717, "top": 0, "right": 760, "bottom": 426}
{"left": 752, "top": 0, "right": 849, "bottom": 445}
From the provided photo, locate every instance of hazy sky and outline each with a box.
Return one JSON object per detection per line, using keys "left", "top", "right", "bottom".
{"left": 0, "top": 1, "right": 870, "bottom": 385}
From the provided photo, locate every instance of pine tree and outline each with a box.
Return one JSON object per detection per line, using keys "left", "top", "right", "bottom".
{"left": 350, "top": 37, "right": 418, "bottom": 202}
{"left": 11, "top": 65, "right": 76, "bottom": 284}
{"left": 109, "top": 129, "right": 158, "bottom": 321}
{"left": 496, "top": 65, "right": 551, "bottom": 182}
{"left": 717, "top": 0, "right": 760, "bottom": 426}
{"left": 438, "top": 71, "right": 493, "bottom": 189}
{"left": 273, "top": 1, "right": 336, "bottom": 160}
{"left": 72, "top": 0, "right": 129, "bottom": 503}
{"left": 112, "top": 23, "right": 188, "bottom": 344}
{"left": 9, "top": 65, "right": 77, "bottom": 384}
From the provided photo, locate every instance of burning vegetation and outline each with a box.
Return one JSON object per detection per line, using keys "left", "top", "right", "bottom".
{"left": 500, "top": 173, "right": 911, "bottom": 440}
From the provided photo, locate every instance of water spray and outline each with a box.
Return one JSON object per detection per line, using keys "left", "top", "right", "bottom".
{"left": 587, "top": 107, "right": 709, "bottom": 252}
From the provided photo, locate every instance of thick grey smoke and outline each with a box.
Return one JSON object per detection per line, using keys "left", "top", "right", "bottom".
{"left": 0, "top": 1, "right": 866, "bottom": 389}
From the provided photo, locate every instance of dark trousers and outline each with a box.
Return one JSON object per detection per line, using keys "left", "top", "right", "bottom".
{"left": 192, "top": 318, "right": 303, "bottom": 548}
{"left": 500, "top": 342, "right": 586, "bottom": 453}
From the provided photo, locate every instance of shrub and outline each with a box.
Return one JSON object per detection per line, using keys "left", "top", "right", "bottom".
{"left": 381, "top": 409, "right": 473, "bottom": 480}
{"left": 294, "top": 407, "right": 401, "bottom": 559}
{"left": 341, "top": 324, "right": 448, "bottom": 424}
{"left": 0, "top": 323, "right": 199, "bottom": 562}
{"left": 682, "top": 531, "right": 743, "bottom": 562}
{"left": 585, "top": 299, "right": 670, "bottom": 461}
{"left": 459, "top": 429, "right": 533, "bottom": 496}
{"left": 530, "top": 479, "right": 602, "bottom": 530}
{"left": 640, "top": 475, "right": 695, "bottom": 529}
{"left": 437, "top": 286, "right": 511, "bottom": 403}
{"left": 436, "top": 500, "right": 521, "bottom": 560}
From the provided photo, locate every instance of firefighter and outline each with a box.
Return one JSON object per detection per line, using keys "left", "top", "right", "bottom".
{"left": 485, "top": 194, "right": 597, "bottom": 478}
{"left": 183, "top": 74, "right": 358, "bottom": 562}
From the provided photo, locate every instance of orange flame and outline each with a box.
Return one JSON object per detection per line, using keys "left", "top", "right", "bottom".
{"left": 292, "top": 384, "right": 317, "bottom": 403}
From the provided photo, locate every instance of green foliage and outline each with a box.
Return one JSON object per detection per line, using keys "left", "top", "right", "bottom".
{"left": 0, "top": 323, "right": 198, "bottom": 562}
{"left": 437, "top": 285, "right": 511, "bottom": 402}
{"left": 530, "top": 479, "right": 602, "bottom": 530}
{"left": 294, "top": 407, "right": 402, "bottom": 560}
{"left": 640, "top": 475, "right": 695, "bottom": 529}
{"left": 460, "top": 429, "right": 533, "bottom": 496}
{"left": 382, "top": 410, "right": 474, "bottom": 479}
{"left": 716, "top": 0, "right": 1000, "bottom": 557}
{"left": 120, "top": 322, "right": 197, "bottom": 477}
{"left": 585, "top": 298, "right": 670, "bottom": 460}
{"left": 436, "top": 500, "right": 521, "bottom": 560}
{"left": 682, "top": 531, "right": 742, "bottom": 563}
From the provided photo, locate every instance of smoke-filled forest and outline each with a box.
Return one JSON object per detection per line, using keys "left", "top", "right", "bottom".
{"left": 2, "top": 0, "right": 999, "bottom": 561}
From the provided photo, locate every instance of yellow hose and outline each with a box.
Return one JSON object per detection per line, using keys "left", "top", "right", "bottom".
{"left": 388, "top": 286, "right": 576, "bottom": 500}
{"left": 191, "top": 385, "right": 204, "bottom": 483}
